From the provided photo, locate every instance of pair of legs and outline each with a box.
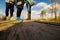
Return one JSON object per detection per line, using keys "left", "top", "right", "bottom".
{"left": 5, "top": 3, "right": 14, "bottom": 17}
{"left": 16, "top": 6, "right": 23, "bottom": 20}
{"left": 26, "top": 4, "right": 31, "bottom": 20}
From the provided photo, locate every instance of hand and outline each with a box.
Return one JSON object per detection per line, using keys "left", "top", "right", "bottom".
{"left": 10, "top": 1, "right": 15, "bottom": 4}
{"left": 16, "top": 1, "right": 22, "bottom": 5}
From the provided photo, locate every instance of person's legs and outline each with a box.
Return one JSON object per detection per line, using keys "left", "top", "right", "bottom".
{"left": 10, "top": 4, "right": 14, "bottom": 17}
{"left": 17, "top": 8, "right": 22, "bottom": 17}
{"left": 8, "top": 4, "right": 15, "bottom": 20}
{"left": 5, "top": 3, "right": 10, "bottom": 17}
{"left": 26, "top": 4, "right": 31, "bottom": 20}
{"left": 5, "top": 3, "right": 10, "bottom": 20}
{"left": 16, "top": 7, "right": 23, "bottom": 20}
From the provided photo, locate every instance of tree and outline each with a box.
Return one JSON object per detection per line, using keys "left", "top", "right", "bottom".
{"left": 40, "top": 10, "right": 46, "bottom": 19}
{"left": 51, "top": 0, "right": 57, "bottom": 20}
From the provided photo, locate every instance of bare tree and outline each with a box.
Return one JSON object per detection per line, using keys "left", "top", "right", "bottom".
{"left": 51, "top": 0, "right": 57, "bottom": 20}
{"left": 40, "top": 10, "right": 46, "bottom": 19}
{"left": 54, "top": 0, "right": 57, "bottom": 20}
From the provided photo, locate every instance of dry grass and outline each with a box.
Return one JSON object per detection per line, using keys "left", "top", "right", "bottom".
{"left": 0, "top": 22, "right": 14, "bottom": 31}
{"left": 0, "top": 20, "right": 23, "bottom": 31}
{"left": 46, "top": 17, "right": 60, "bottom": 22}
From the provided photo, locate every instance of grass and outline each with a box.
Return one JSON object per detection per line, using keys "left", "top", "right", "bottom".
{"left": 0, "top": 22, "right": 14, "bottom": 31}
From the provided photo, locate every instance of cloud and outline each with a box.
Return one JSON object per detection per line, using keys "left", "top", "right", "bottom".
{"left": 32, "top": 2, "right": 48, "bottom": 9}
{"left": 31, "top": 10, "right": 39, "bottom": 14}
{"left": 39, "top": 3, "right": 60, "bottom": 14}
{"left": 36, "top": 2, "right": 48, "bottom": 7}
{"left": 31, "top": 10, "right": 40, "bottom": 19}
{"left": 45, "top": 13, "right": 54, "bottom": 18}
{"left": 32, "top": 2, "right": 60, "bottom": 11}
{"left": 56, "top": 3, "right": 60, "bottom": 9}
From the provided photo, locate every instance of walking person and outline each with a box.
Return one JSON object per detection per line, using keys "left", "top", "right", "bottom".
{"left": 14, "top": 0, "right": 24, "bottom": 20}
{"left": 24, "top": 0, "right": 34, "bottom": 20}
{"left": 5, "top": 0, "right": 15, "bottom": 20}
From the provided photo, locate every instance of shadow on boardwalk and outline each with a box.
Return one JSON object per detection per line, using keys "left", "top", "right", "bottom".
{"left": 0, "top": 21, "right": 60, "bottom": 40}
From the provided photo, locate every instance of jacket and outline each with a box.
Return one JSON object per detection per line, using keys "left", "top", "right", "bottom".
{"left": 24, "top": 0, "right": 34, "bottom": 6}
{"left": 24, "top": 0, "right": 29, "bottom": 4}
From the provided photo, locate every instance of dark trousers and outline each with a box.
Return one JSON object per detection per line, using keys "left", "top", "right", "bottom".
{"left": 5, "top": 3, "right": 14, "bottom": 17}
{"left": 16, "top": 6, "right": 23, "bottom": 17}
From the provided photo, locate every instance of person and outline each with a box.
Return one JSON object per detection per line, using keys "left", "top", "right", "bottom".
{"left": 5, "top": 0, "right": 15, "bottom": 20}
{"left": 24, "top": 0, "right": 34, "bottom": 20}
{"left": 14, "top": 0, "right": 24, "bottom": 20}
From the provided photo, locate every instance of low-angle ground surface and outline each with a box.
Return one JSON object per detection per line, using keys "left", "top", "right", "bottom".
{"left": 0, "top": 20, "right": 60, "bottom": 40}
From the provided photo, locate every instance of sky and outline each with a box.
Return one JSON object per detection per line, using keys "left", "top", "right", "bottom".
{"left": 0, "top": 0, "right": 60, "bottom": 19}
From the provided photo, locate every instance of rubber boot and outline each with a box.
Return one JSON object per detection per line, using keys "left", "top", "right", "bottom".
{"left": 27, "top": 14, "right": 31, "bottom": 20}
